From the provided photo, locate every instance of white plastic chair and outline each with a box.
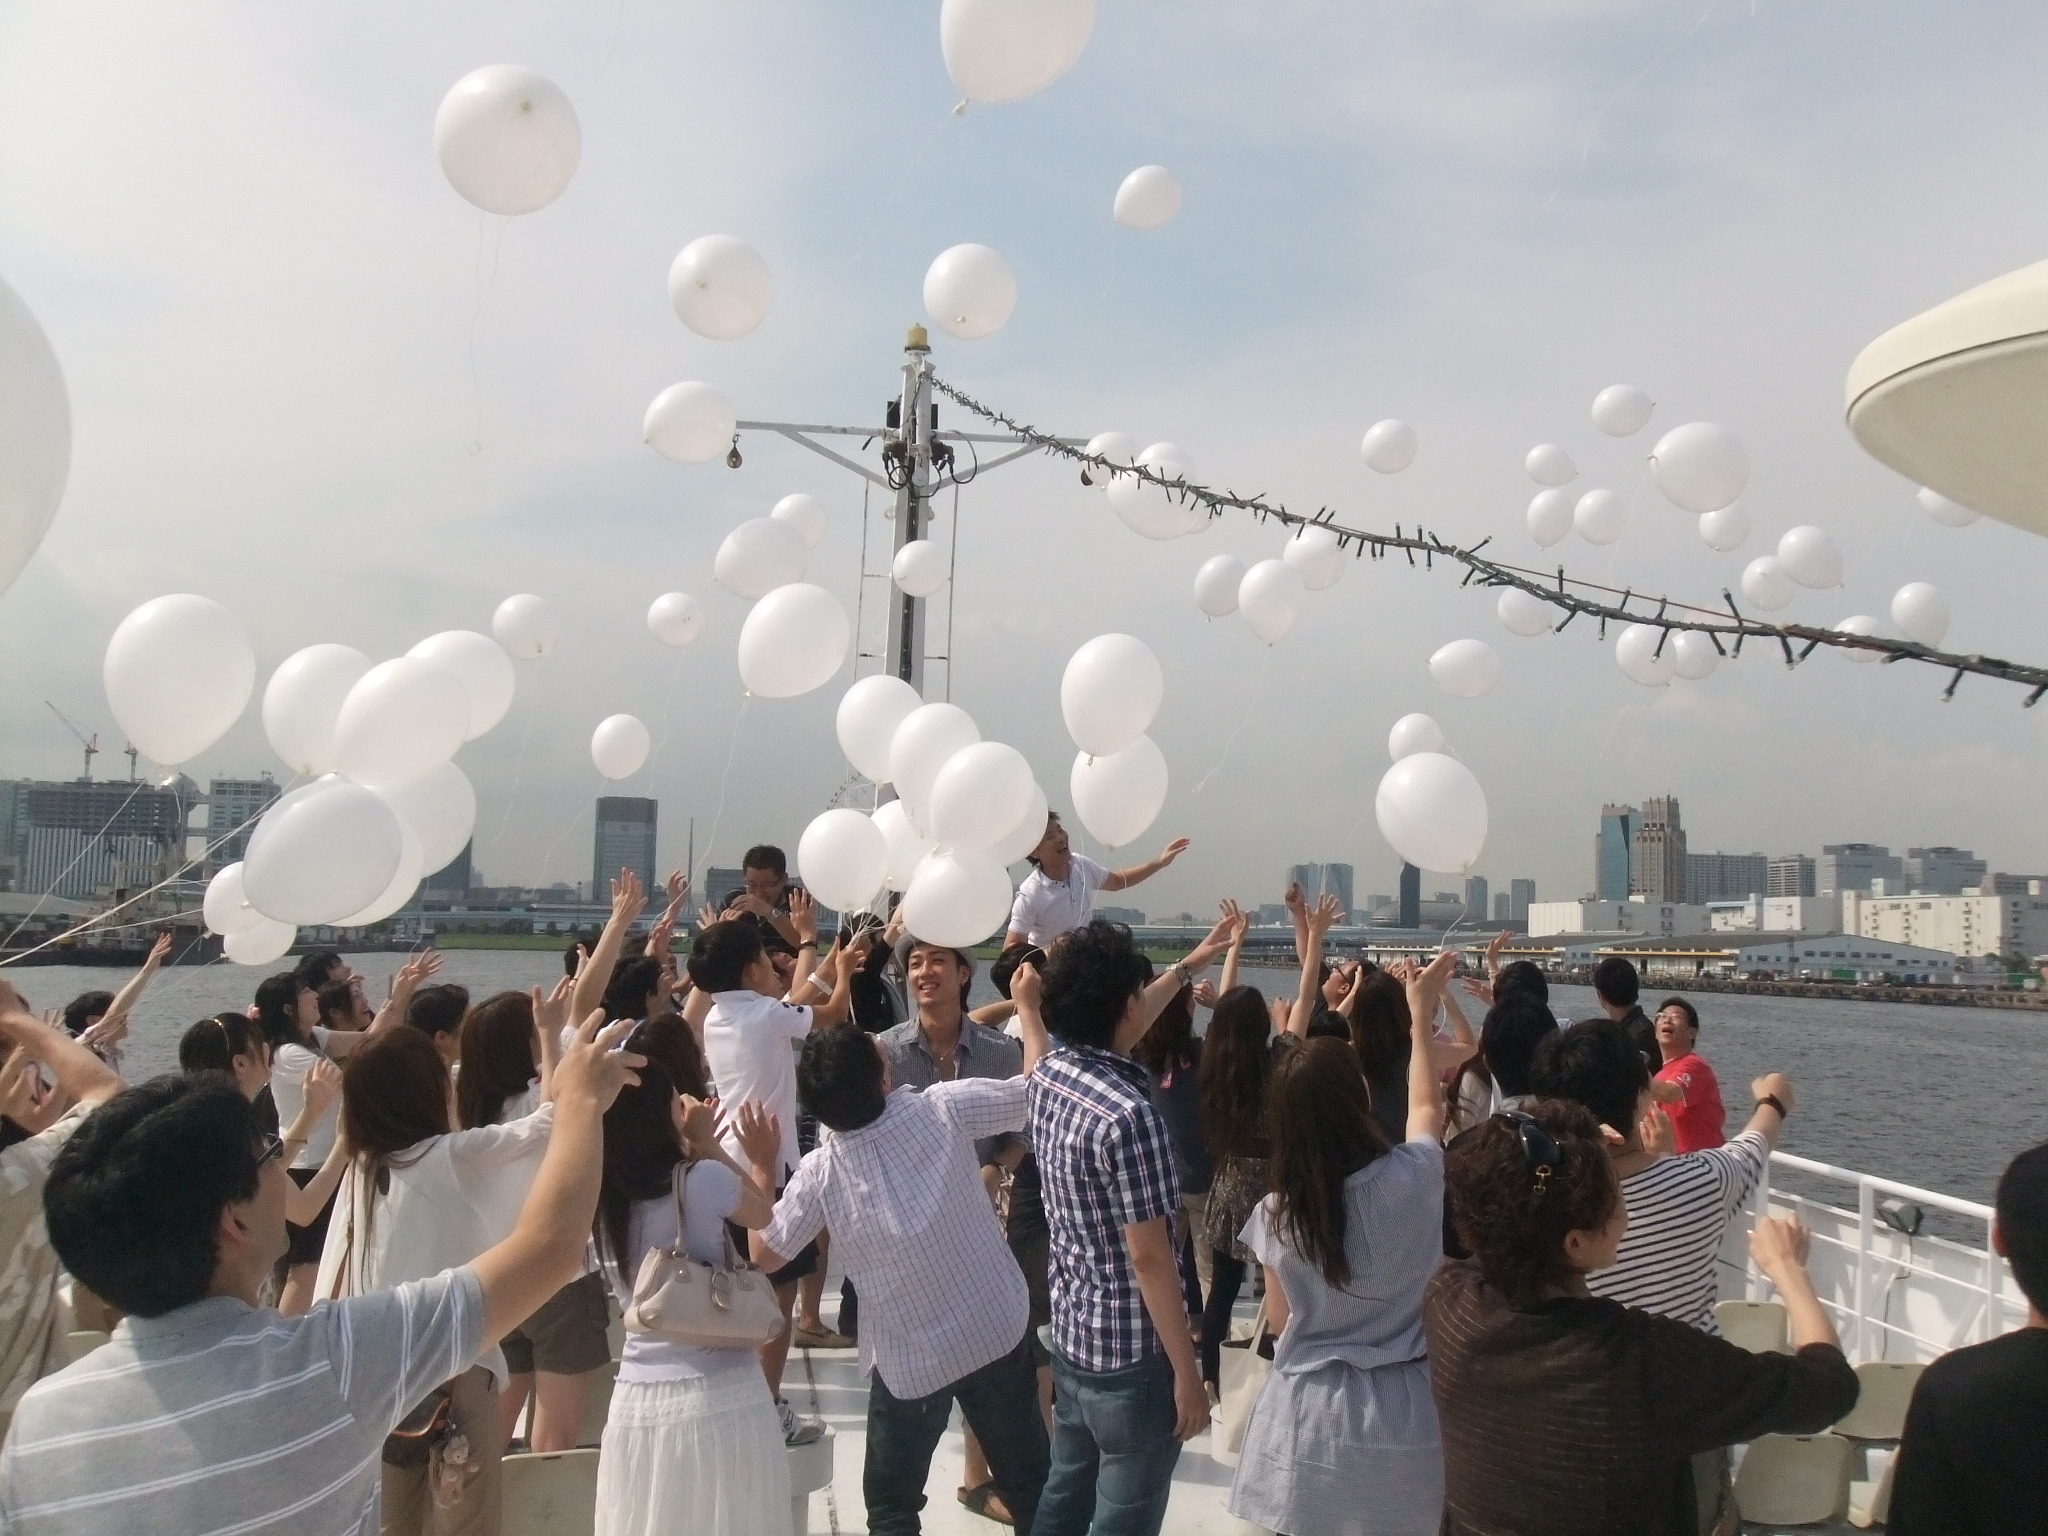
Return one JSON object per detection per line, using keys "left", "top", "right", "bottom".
{"left": 1734, "top": 1433, "right": 1854, "bottom": 1524}
{"left": 1714, "top": 1300, "right": 1789, "bottom": 1355}
{"left": 500, "top": 1448, "right": 600, "bottom": 1536}
{"left": 788, "top": 1428, "right": 834, "bottom": 1536}
{"left": 1849, "top": 1446, "right": 1896, "bottom": 1528}
{"left": 1832, "top": 1361, "right": 1924, "bottom": 1441}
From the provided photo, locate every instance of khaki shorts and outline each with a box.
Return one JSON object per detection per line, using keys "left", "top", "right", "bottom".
{"left": 502, "top": 1272, "right": 613, "bottom": 1377}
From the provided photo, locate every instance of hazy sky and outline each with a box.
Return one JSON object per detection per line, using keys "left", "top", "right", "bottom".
{"left": 5, "top": 1, "right": 2048, "bottom": 918}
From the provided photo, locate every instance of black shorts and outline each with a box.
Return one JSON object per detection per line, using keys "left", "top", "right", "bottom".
{"left": 729, "top": 1203, "right": 819, "bottom": 1289}
{"left": 284, "top": 1166, "right": 337, "bottom": 1268}
{"left": 502, "top": 1272, "right": 614, "bottom": 1376}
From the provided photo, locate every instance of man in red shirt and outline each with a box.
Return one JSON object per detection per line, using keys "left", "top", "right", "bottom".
{"left": 1651, "top": 997, "right": 1725, "bottom": 1152}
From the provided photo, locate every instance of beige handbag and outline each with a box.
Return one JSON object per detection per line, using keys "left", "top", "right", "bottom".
{"left": 624, "top": 1159, "right": 785, "bottom": 1350}
{"left": 1210, "top": 1294, "right": 1273, "bottom": 1468}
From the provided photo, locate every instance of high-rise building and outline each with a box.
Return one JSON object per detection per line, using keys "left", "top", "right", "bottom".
{"left": 1287, "top": 862, "right": 1355, "bottom": 918}
{"left": 1902, "top": 846, "right": 1988, "bottom": 895}
{"left": 1398, "top": 863, "right": 1420, "bottom": 928}
{"left": 1632, "top": 797, "right": 1688, "bottom": 903}
{"left": 3, "top": 776, "right": 196, "bottom": 898}
{"left": 1596, "top": 804, "right": 1637, "bottom": 900}
{"left": 1686, "top": 851, "right": 1768, "bottom": 905}
{"left": 1768, "top": 855, "right": 1817, "bottom": 898}
{"left": 593, "top": 797, "right": 658, "bottom": 899}
{"left": 205, "top": 776, "right": 281, "bottom": 871}
{"left": 1492, "top": 891, "right": 1510, "bottom": 922}
{"left": 1463, "top": 875, "right": 1489, "bottom": 922}
{"left": 1818, "top": 843, "right": 1902, "bottom": 895}
{"left": 1509, "top": 878, "right": 1536, "bottom": 920}
{"left": 1987, "top": 874, "right": 2047, "bottom": 896}
{"left": 424, "top": 840, "right": 472, "bottom": 896}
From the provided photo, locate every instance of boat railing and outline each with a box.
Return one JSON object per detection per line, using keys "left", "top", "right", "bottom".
{"left": 1717, "top": 1150, "right": 2020, "bottom": 1364}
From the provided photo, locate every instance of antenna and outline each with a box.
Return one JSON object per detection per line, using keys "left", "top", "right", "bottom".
{"left": 44, "top": 702, "right": 98, "bottom": 781}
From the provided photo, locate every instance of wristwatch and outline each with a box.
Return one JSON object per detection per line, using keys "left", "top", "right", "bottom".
{"left": 1757, "top": 1093, "right": 1788, "bottom": 1119}
{"left": 1170, "top": 960, "right": 1191, "bottom": 987}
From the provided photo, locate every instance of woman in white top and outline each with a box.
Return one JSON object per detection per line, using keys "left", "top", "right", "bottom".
{"left": 318, "top": 1026, "right": 555, "bottom": 1536}
{"left": 592, "top": 1049, "right": 786, "bottom": 1536}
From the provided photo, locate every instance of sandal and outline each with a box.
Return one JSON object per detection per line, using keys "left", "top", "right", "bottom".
{"left": 957, "top": 1482, "right": 1015, "bottom": 1526}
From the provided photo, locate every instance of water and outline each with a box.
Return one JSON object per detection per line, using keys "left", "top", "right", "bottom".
{"left": 15, "top": 954, "right": 2047, "bottom": 1207}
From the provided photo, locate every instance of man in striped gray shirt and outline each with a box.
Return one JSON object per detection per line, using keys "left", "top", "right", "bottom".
{"left": 0, "top": 1009, "right": 642, "bottom": 1536}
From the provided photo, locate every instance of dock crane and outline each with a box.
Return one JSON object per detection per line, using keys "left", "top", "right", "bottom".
{"left": 44, "top": 702, "right": 97, "bottom": 781}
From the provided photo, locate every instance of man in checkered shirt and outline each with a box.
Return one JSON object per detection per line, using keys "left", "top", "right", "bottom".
{"left": 1028, "top": 918, "right": 1221, "bottom": 1536}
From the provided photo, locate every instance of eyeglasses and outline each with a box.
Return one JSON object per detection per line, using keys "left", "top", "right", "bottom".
{"left": 1494, "top": 1110, "right": 1560, "bottom": 1197}
{"left": 254, "top": 1133, "right": 286, "bottom": 1168}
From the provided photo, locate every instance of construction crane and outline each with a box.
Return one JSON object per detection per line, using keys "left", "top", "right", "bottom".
{"left": 44, "top": 702, "right": 98, "bottom": 781}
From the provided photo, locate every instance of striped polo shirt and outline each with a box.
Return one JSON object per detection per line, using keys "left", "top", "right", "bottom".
{"left": 0, "top": 1267, "right": 483, "bottom": 1535}
{"left": 1588, "top": 1129, "right": 1768, "bottom": 1331}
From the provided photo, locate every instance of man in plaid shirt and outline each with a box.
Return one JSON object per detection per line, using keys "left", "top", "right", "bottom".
{"left": 1028, "top": 918, "right": 1225, "bottom": 1536}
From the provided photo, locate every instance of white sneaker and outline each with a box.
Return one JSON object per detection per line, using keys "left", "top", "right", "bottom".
{"left": 777, "top": 1397, "right": 825, "bottom": 1447}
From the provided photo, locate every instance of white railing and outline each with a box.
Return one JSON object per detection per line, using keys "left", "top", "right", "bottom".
{"left": 1717, "top": 1151, "right": 2021, "bottom": 1364}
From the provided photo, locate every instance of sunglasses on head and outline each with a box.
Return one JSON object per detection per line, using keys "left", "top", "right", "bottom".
{"left": 1494, "top": 1109, "right": 1560, "bottom": 1197}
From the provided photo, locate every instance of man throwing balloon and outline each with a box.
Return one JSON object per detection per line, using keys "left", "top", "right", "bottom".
{"left": 1004, "top": 811, "right": 1189, "bottom": 949}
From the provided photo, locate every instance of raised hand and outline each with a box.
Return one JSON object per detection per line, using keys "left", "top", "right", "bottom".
{"left": 1307, "top": 891, "right": 1343, "bottom": 939}
{"left": 1638, "top": 1104, "right": 1676, "bottom": 1159}
{"left": 146, "top": 931, "right": 173, "bottom": 965}
{"left": 533, "top": 974, "right": 573, "bottom": 1040}
{"left": 1484, "top": 929, "right": 1509, "bottom": 976}
{"left": 1012, "top": 960, "right": 1042, "bottom": 1013}
{"left": 788, "top": 888, "right": 818, "bottom": 946}
{"left": 1219, "top": 897, "right": 1249, "bottom": 946}
{"left": 554, "top": 1012, "right": 644, "bottom": 1113}
{"left": 303, "top": 1057, "right": 343, "bottom": 1118}
{"left": 1157, "top": 837, "right": 1191, "bottom": 867}
{"left": 0, "top": 1045, "right": 37, "bottom": 1125}
{"left": 678, "top": 1093, "right": 722, "bottom": 1157}
{"left": 1192, "top": 978, "right": 1219, "bottom": 1009}
{"left": 1282, "top": 880, "right": 1305, "bottom": 920}
{"left": 610, "top": 869, "right": 647, "bottom": 927}
{"left": 731, "top": 1099, "right": 781, "bottom": 1174}
{"left": 664, "top": 869, "right": 690, "bottom": 908}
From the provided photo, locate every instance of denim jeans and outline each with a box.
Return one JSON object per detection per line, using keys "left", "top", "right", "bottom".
{"left": 864, "top": 1331, "right": 1049, "bottom": 1535}
{"left": 1033, "top": 1350, "right": 1181, "bottom": 1536}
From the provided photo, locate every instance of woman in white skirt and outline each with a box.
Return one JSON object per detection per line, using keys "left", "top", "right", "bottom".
{"left": 592, "top": 1045, "right": 787, "bottom": 1536}
{"left": 1227, "top": 953, "right": 1457, "bottom": 1536}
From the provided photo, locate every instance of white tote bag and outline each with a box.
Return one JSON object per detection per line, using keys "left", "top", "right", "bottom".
{"left": 1210, "top": 1295, "right": 1272, "bottom": 1468}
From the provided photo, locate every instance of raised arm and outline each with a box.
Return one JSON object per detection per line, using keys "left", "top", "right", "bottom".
{"left": 782, "top": 892, "right": 830, "bottom": 1005}
{"left": 1139, "top": 909, "right": 1235, "bottom": 1027}
{"left": 572, "top": 870, "right": 647, "bottom": 1027}
{"left": 531, "top": 975, "right": 572, "bottom": 1102}
{"left": 93, "top": 930, "right": 172, "bottom": 1038}
{"left": 1289, "top": 893, "right": 1342, "bottom": 1039}
{"left": 1742, "top": 1072, "right": 1795, "bottom": 1150}
{"left": 0, "top": 1008, "right": 123, "bottom": 1110}
{"left": 1010, "top": 961, "right": 1051, "bottom": 1075}
{"left": 1401, "top": 951, "right": 1456, "bottom": 1142}
{"left": 806, "top": 936, "right": 858, "bottom": 1030}
{"left": 1217, "top": 899, "right": 1247, "bottom": 996}
{"left": 682, "top": 1096, "right": 775, "bottom": 1229}
{"left": 1102, "top": 836, "right": 1190, "bottom": 893}
{"left": 1750, "top": 1217, "right": 1840, "bottom": 1352}
{"left": 369, "top": 950, "right": 441, "bottom": 1035}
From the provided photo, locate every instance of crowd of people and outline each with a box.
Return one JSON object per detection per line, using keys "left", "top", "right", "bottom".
{"left": 0, "top": 821, "right": 2042, "bottom": 1536}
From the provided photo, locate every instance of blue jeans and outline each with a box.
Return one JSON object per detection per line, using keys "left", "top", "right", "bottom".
{"left": 864, "top": 1332, "right": 1049, "bottom": 1535}
{"left": 1033, "top": 1350, "right": 1181, "bottom": 1536}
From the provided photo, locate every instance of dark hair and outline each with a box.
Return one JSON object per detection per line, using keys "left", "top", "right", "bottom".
{"left": 1347, "top": 971, "right": 1412, "bottom": 1086}
{"left": 1996, "top": 1141, "right": 2048, "bottom": 1313}
{"left": 407, "top": 983, "right": 470, "bottom": 1039}
{"left": 178, "top": 1012, "right": 266, "bottom": 1075}
{"left": 798, "top": 1025, "right": 888, "bottom": 1132}
{"left": 295, "top": 950, "right": 345, "bottom": 988}
{"left": 1022, "top": 810, "right": 1062, "bottom": 868}
{"left": 626, "top": 1014, "right": 709, "bottom": 1100}
{"left": 1592, "top": 956, "right": 1640, "bottom": 1009}
{"left": 688, "top": 920, "right": 764, "bottom": 993}
{"left": 1483, "top": 997, "right": 1560, "bottom": 1098}
{"left": 1656, "top": 996, "right": 1699, "bottom": 1040}
{"left": 1130, "top": 984, "right": 1195, "bottom": 1074}
{"left": 1040, "top": 920, "right": 1151, "bottom": 1050}
{"left": 1200, "top": 985, "right": 1275, "bottom": 1159}
{"left": 594, "top": 1060, "right": 684, "bottom": 1286}
{"left": 1495, "top": 960, "right": 1548, "bottom": 1006}
{"left": 990, "top": 941, "right": 1046, "bottom": 1001}
{"left": 316, "top": 977, "right": 358, "bottom": 1029}
{"left": 1530, "top": 1017, "right": 1650, "bottom": 1134}
{"left": 604, "top": 956, "right": 666, "bottom": 1022}
{"left": 341, "top": 1028, "right": 450, "bottom": 1164}
{"left": 455, "top": 992, "right": 538, "bottom": 1129}
{"left": 1267, "top": 1037, "right": 1388, "bottom": 1286}
{"left": 62, "top": 990, "right": 115, "bottom": 1036}
{"left": 1445, "top": 1097, "right": 1621, "bottom": 1308}
{"left": 741, "top": 844, "right": 787, "bottom": 877}
{"left": 253, "top": 972, "right": 311, "bottom": 1052}
{"left": 45, "top": 1076, "right": 263, "bottom": 1317}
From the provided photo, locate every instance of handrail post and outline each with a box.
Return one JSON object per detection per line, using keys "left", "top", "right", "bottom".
{"left": 1984, "top": 1212, "right": 2002, "bottom": 1343}
{"left": 1855, "top": 1179, "right": 1876, "bottom": 1360}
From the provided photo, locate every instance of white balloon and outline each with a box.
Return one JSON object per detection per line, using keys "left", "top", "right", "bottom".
{"left": 797, "top": 808, "right": 889, "bottom": 913}
{"left": 1574, "top": 488, "right": 1628, "bottom": 545}
{"left": 1650, "top": 422, "right": 1747, "bottom": 513}
{"left": 1591, "top": 384, "right": 1655, "bottom": 437}
{"left": 1062, "top": 633, "right": 1164, "bottom": 758}
{"left": 1776, "top": 525, "right": 1844, "bottom": 590}
{"left": 923, "top": 244, "right": 1017, "bottom": 340}
{"left": 332, "top": 657, "right": 468, "bottom": 786}
{"left": 1527, "top": 489, "right": 1574, "bottom": 548}
{"left": 1113, "top": 165, "right": 1181, "bottom": 229}
{"left": 873, "top": 799, "right": 936, "bottom": 891}
{"left": 1361, "top": 419, "right": 1418, "bottom": 474}
{"left": 263, "top": 644, "right": 371, "bottom": 776}
{"left": 1697, "top": 502, "right": 1751, "bottom": 552}
{"left": 1136, "top": 441, "right": 1196, "bottom": 480}
{"left": 647, "top": 592, "right": 704, "bottom": 647}
{"left": 433, "top": 65, "right": 580, "bottom": 216}
{"left": 836, "top": 674, "right": 923, "bottom": 783}
{"left": 406, "top": 630, "right": 514, "bottom": 739}
{"left": 1916, "top": 486, "right": 1980, "bottom": 528}
{"left": 1193, "top": 554, "right": 1245, "bottom": 617}
{"left": 1107, "top": 454, "right": 1203, "bottom": 540}
{"left": 990, "top": 781, "right": 1051, "bottom": 866}
{"left": 203, "top": 862, "right": 265, "bottom": 937}
{"left": 224, "top": 918, "right": 296, "bottom": 967}
{"left": 667, "top": 235, "right": 773, "bottom": 341}
{"left": 0, "top": 275, "right": 70, "bottom": 597}
{"left": 103, "top": 595, "right": 256, "bottom": 766}
{"left": 333, "top": 819, "right": 423, "bottom": 928}
{"left": 1671, "top": 631, "right": 1720, "bottom": 680}
{"left": 242, "top": 777, "right": 404, "bottom": 926}
{"left": 1238, "top": 559, "right": 1307, "bottom": 644}
{"left": 901, "top": 850, "right": 1015, "bottom": 949}
{"left": 1615, "top": 623, "right": 1677, "bottom": 688}
{"left": 888, "top": 703, "right": 981, "bottom": 830}
{"left": 1525, "top": 444, "right": 1576, "bottom": 487}
{"left": 931, "top": 742, "right": 1036, "bottom": 853}
{"left": 590, "top": 714, "right": 651, "bottom": 780}
{"left": 771, "top": 492, "right": 828, "bottom": 549}
{"left": 1283, "top": 524, "right": 1346, "bottom": 591}
{"left": 939, "top": 0, "right": 1095, "bottom": 102}
{"left": 1070, "top": 735, "right": 1168, "bottom": 848}
{"left": 736, "top": 583, "right": 850, "bottom": 698}
{"left": 1376, "top": 752, "right": 1488, "bottom": 873}
{"left": 1834, "top": 614, "right": 1885, "bottom": 662}
{"left": 1740, "top": 555, "right": 1795, "bottom": 613}
{"left": 370, "top": 762, "right": 477, "bottom": 875}
{"left": 643, "top": 382, "right": 737, "bottom": 465}
{"left": 716, "top": 518, "right": 809, "bottom": 599}
{"left": 1496, "top": 588, "right": 1554, "bottom": 638}
{"left": 1428, "top": 639, "right": 1500, "bottom": 699}
{"left": 492, "top": 593, "right": 560, "bottom": 659}
{"left": 1082, "top": 431, "right": 1136, "bottom": 489}
{"left": 1387, "top": 713, "right": 1446, "bottom": 763}
{"left": 1891, "top": 582, "right": 1949, "bottom": 648}
{"left": 892, "top": 539, "right": 951, "bottom": 597}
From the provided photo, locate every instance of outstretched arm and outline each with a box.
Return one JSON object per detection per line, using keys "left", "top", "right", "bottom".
{"left": 1401, "top": 951, "right": 1456, "bottom": 1142}
{"left": 1139, "top": 910, "right": 1235, "bottom": 1027}
{"left": 1102, "top": 837, "right": 1190, "bottom": 893}
{"left": 1011, "top": 962, "right": 1051, "bottom": 1075}
{"left": 572, "top": 870, "right": 646, "bottom": 1026}
{"left": 0, "top": 1009, "right": 123, "bottom": 1111}
{"left": 91, "top": 931, "right": 172, "bottom": 1044}
{"left": 1288, "top": 894, "right": 1341, "bottom": 1038}
{"left": 369, "top": 951, "right": 441, "bottom": 1035}
{"left": 1217, "top": 899, "right": 1248, "bottom": 996}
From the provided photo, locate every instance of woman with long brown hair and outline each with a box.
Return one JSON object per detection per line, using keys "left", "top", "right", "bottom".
{"left": 1225, "top": 954, "right": 1454, "bottom": 1536}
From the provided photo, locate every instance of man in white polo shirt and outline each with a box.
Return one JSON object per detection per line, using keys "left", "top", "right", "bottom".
{"left": 1004, "top": 810, "right": 1191, "bottom": 949}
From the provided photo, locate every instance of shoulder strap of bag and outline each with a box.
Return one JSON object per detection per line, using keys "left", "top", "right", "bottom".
{"left": 326, "top": 1167, "right": 357, "bottom": 1303}
{"left": 670, "top": 1156, "right": 691, "bottom": 1241}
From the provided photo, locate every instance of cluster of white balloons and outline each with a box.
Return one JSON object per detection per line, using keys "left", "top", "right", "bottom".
{"left": 1103, "top": 440, "right": 1204, "bottom": 540}
{"left": 1614, "top": 624, "right": 1719, "bottom": 688}
{"left": 0, "top": 276, "right": 69, "bottom": 599}
{"left": 1523, "top": 385, "right": 1666, "bottom": 551}
{"left": 1377, "top": 713, "right": 1488, "bottom": 875}
{"left": 701, "top": 493, "right": 849, "bottom": 698}
{"left": 1061, "top": 634, "right": 1169, "bottom": 847}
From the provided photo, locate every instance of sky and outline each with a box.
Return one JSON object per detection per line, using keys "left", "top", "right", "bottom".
{"left": 4, "top": 0, "right": 2048, "bottom": 919}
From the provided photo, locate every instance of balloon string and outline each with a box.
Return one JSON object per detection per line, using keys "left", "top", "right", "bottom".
{"left": 697, "top": 695, "right": 750, "bottom": 896}
{"left": 487, "top": 691, "right": 541, "bottom": 854}
{"left": 0, "top": 777, "right": 153, "bottom": 950}
{"left": 645, "top": 649, "right": 686, "bottom": 795}
{"left": 536, "top": 782, "right": 595, "bottom": 888}
{"left": 465, "top": 216, "right": 510, "bottom": 455}
{"left": 1189, "top": 647, "right": 1275, "bottom": 797}
{"left": 836, "top": 105, "right": 955, "bottom": 273}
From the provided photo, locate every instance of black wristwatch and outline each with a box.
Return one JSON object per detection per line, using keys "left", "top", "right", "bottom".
{"left": 1758, "top": 1093, "right": 1788, "bottom": 1119}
